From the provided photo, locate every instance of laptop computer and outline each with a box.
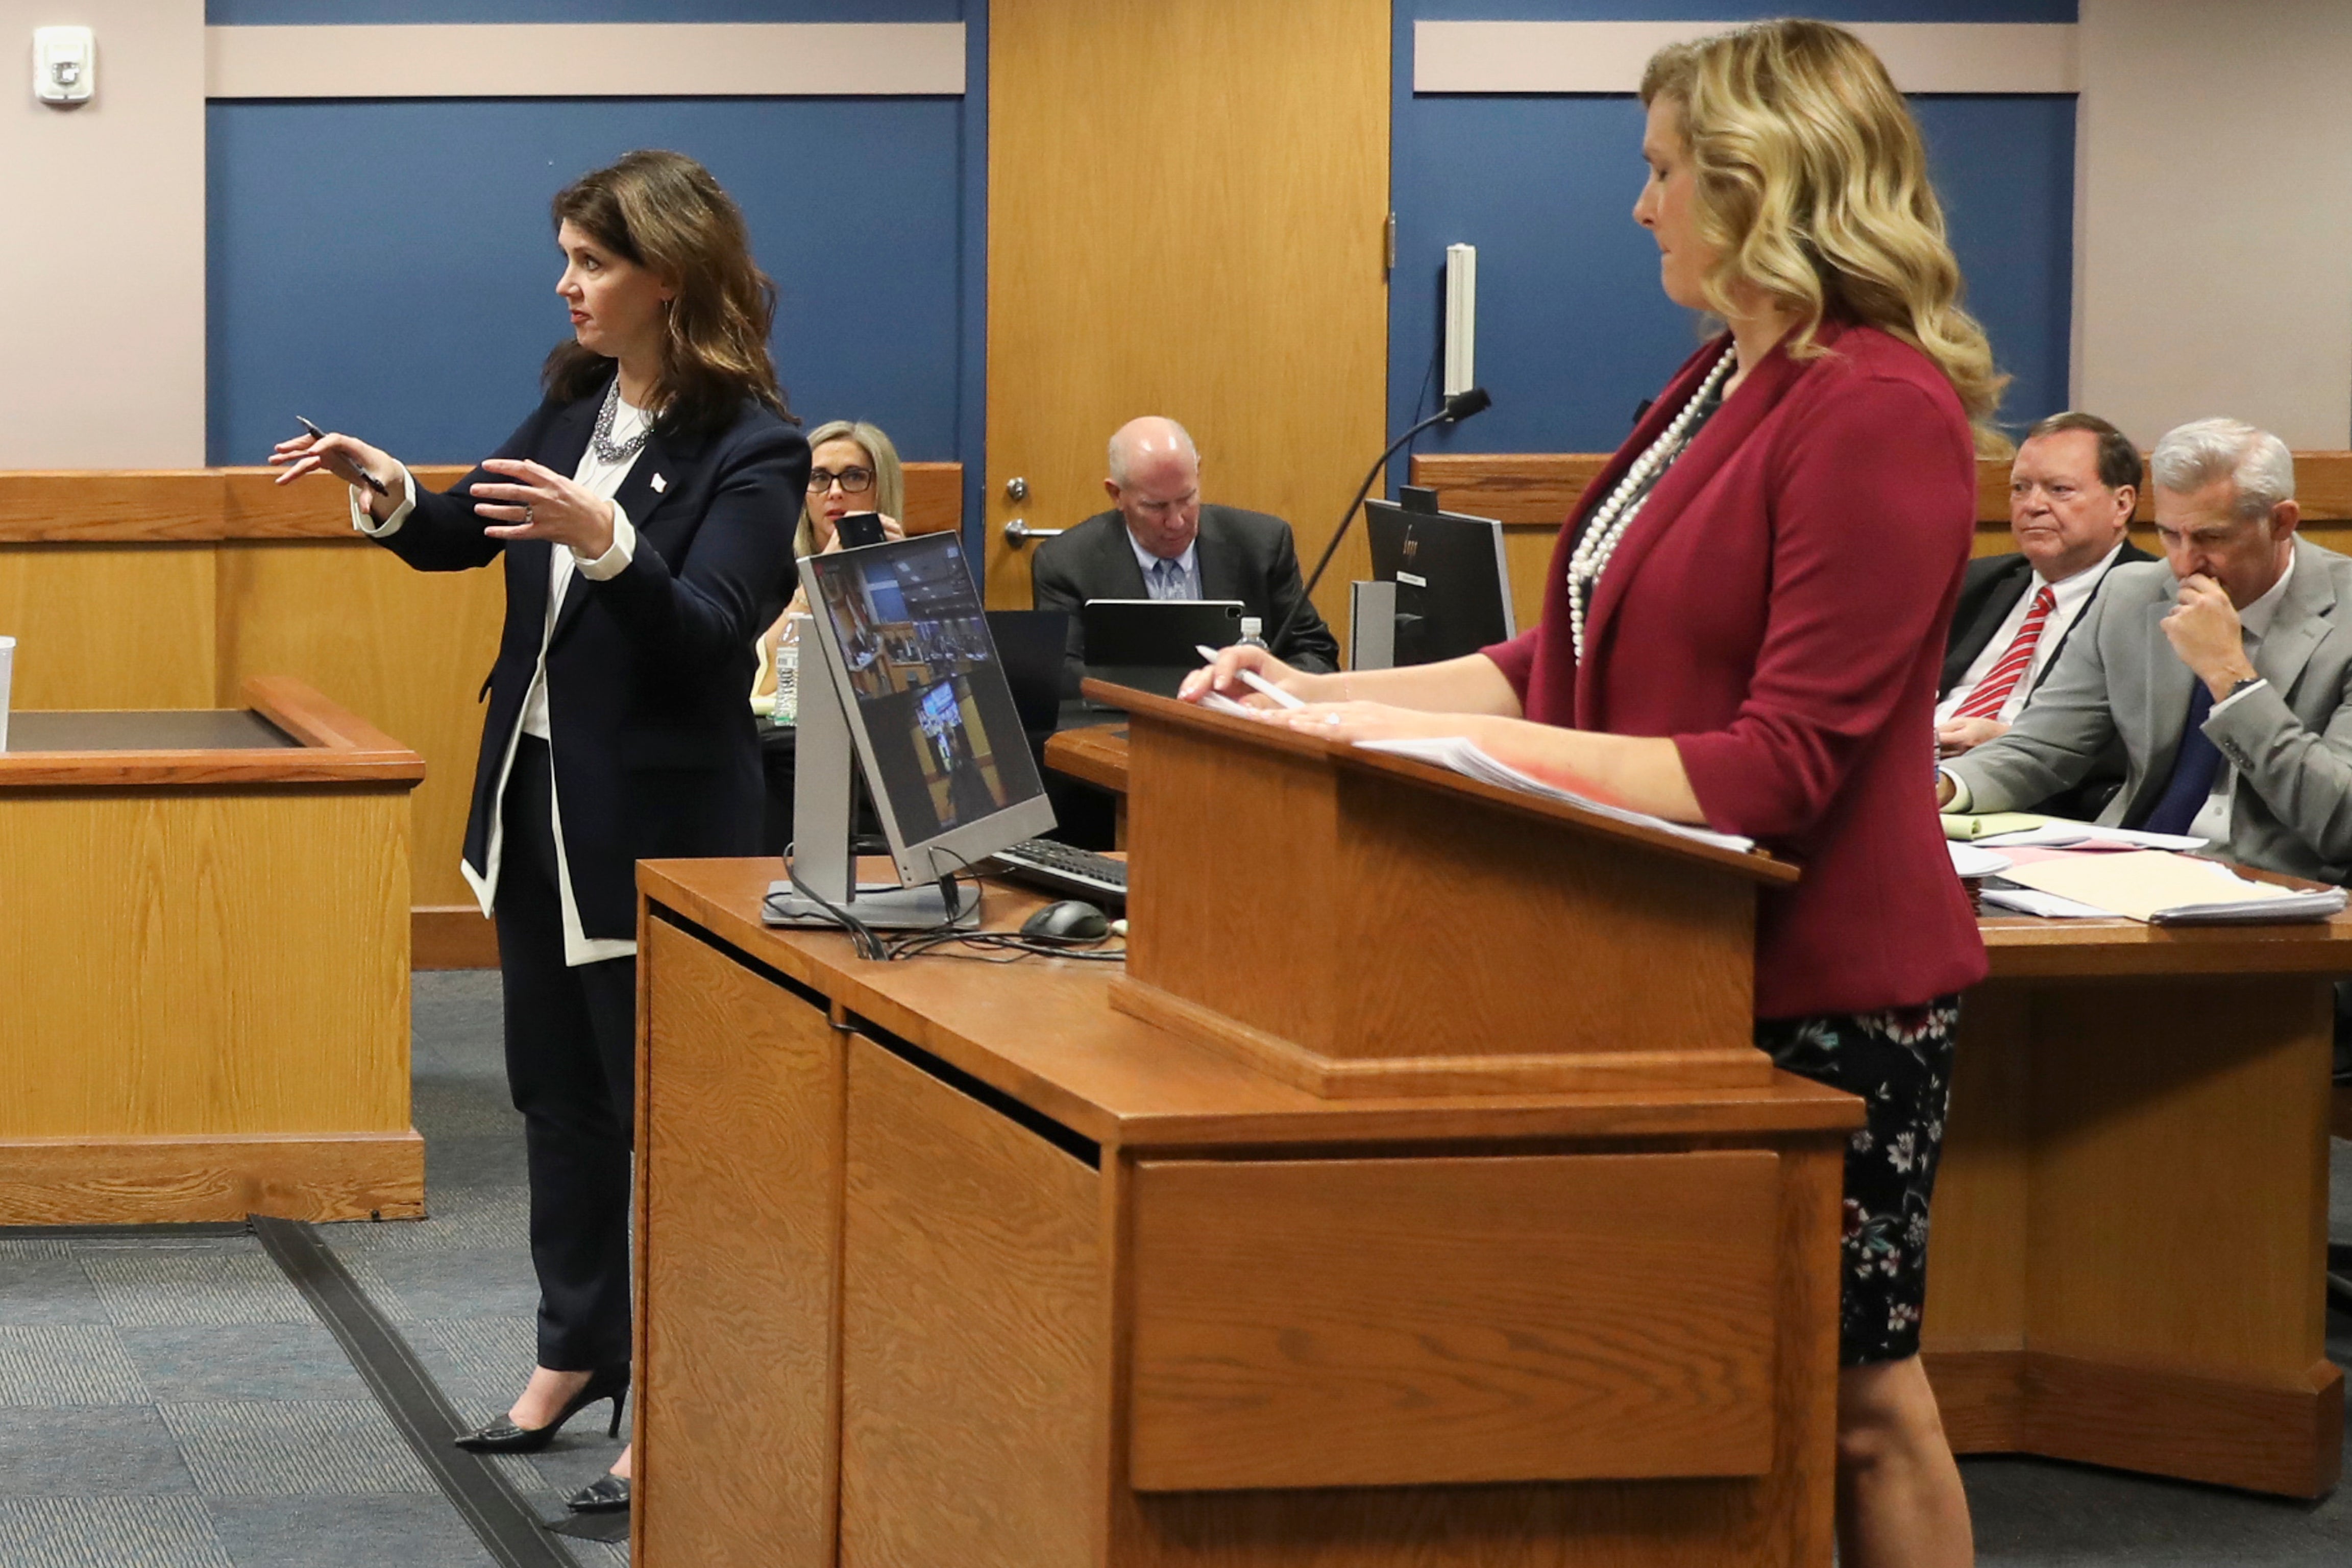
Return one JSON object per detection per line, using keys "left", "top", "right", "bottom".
{"left": 1079, "top": 599, "right": 1245, "bottom": 700}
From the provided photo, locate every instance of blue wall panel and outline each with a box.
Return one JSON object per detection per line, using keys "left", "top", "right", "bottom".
{"left": 1391, "top": 3, "right": 2078, "bottom": 469}
{"left": 208, "top": 96, "right": 968, "bottom": 469}
{"left": 210, "top": 2, "right": 960, "bottom": 21}
{"left": 1408, "top": 1, "right": 2072, "bottom": 20}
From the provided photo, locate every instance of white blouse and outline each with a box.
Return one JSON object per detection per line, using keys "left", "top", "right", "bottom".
{"left": 350, "top": 398, "right": 648, "bottom": 966}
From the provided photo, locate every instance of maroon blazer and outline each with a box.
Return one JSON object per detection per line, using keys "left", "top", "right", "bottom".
{"left": 1485, "top": 320, "right": 1986, "bottom": 1018}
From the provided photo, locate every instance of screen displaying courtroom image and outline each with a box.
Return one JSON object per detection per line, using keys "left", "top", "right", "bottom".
{"left": 811, "top": 536, "right": 1045, "bottom": 843}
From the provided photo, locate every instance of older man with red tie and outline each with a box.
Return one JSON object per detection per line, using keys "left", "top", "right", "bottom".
{"left": 1935, "top": 410, "right": 2152, "bottom": 760}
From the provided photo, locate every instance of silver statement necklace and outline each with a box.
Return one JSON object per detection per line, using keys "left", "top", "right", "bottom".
{"left": 591, "top": 378, "right": 652, "bottom": 465}
{"left": 1566, "top": 345, "right": 1738, "bottom": 663}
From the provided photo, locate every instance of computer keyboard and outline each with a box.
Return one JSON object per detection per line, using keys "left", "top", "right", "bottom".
{"left": 987, "top": 839, "right": 1128, "bottom": 907}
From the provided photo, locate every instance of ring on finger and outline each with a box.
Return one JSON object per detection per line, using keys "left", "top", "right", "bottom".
{"left": 524, "top": 503, "right": 534, "bottom": 524}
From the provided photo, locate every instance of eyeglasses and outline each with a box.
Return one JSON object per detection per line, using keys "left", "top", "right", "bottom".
{"left": 807, "top": 467, "right": 875, "bottom": 495}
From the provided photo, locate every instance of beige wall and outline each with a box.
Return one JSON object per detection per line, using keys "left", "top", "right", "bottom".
{"left": 0, "top": 2, "right": 205, "bottom": 468}
{"left": 2074, "top": 0, "right": 2352, "bottom": 450}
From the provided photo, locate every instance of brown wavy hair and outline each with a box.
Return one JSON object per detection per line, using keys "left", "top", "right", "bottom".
{"left": 543, "top": 150, "right": 793, "bottom": 436}
{"left": 1641, "top": 20, "right": 2011, "bottom": 455}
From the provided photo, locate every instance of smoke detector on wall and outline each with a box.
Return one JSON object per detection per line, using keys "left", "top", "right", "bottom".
{"left": 34, "top": 27, "right": 93, "bottom": 106}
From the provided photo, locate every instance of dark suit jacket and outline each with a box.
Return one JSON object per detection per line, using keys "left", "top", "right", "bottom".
{"left": 1484, "top": 321, "right": 1986, "bottom": 1018}
{"left": 1029, "top": 504, "right": 1340, "bottom": 694}
{"left": 369, "top": 383, "right": 810, "bottom": 940}
{"left": 1939, "top": 543, "right": 2155, "bottom": 698}
{"left": 1939, "top": 543, "right": 2154, "bottom": 818}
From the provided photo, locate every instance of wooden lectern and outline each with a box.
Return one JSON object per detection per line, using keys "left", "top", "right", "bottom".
{"left": 630, "top": 683, "right": 1863, "bottom": 1566}
{"left": 1099, "top": 683, "right": 1798, "bottom": 1098}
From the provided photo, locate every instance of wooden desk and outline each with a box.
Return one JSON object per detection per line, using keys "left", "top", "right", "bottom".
{"left": 1013, "top": 724, "right": 2348, "bottom": 1496}
{"left": 1044, "top": 718, "right": 1131, "bottom": 843}
{"left": 636, "top": 859, "right": 1863, "bottom": 1567}
{"left": 0, "top": 677, "right": 425, "bottom": 1223}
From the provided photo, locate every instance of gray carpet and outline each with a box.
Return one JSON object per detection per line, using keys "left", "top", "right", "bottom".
{"left": 3, "top": 970, "right": 2348, "bottom": 1565}
{"left": 0, "top": 971, "right": 623, "bottom": 1568}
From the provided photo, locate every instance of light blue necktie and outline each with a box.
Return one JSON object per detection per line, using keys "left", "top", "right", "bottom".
{"left": 1150, "top": 558, "right": 1186, "bottom": 600}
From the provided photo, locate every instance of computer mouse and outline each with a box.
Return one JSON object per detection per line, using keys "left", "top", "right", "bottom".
{"left": 1020, "top": 899, "right": 1111, "bottom": 941}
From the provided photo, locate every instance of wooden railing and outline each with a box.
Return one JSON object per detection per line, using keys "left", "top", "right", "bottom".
{"left": 1411, "top": 451, "right": 2352, "bottom": 629}
{"left": 0, "top": 461, "right": 963, "bottom": 968}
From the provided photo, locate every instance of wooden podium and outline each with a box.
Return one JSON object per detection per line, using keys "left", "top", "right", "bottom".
{"left": 1101, "top": 684, "right": 1798, "bottom": 1097}
{"left": 0, "top": 677, "right": 424, "bottom": 1223}
{"left": 632, "top": 683, "right": 1868, "bottom": 1565}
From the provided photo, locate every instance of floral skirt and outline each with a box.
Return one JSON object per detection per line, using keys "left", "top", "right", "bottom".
{"left": 1754, "top": 997, "right": 1961, "bottom": 1367}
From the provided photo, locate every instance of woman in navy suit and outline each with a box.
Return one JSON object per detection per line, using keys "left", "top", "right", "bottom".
{"left": 1190, "top": 23, "right": 1997, "bottom": 1567}
{"left": 275, "top": 149, "right": 809, "bottom": 1513}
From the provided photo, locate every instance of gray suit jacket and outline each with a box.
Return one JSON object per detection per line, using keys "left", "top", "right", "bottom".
{"left": 1946, "top": 536, "right": 2352, "bottom": 881}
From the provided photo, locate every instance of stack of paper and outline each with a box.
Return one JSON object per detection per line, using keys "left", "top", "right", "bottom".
{"left": 1992, "top": 849, "right": 2345, "bottom": 924}
{"left": 1356, "top": 736, "right": 1755, "bottom": 855}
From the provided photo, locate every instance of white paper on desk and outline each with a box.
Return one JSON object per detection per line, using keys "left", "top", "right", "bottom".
{"left": 1980, "top": 885, "right": 2116, "bottom": 919}
{"left": 2001, "top": 849, "right": 2344, "bottom": 924}
{"left": 1356, "top": 736, "right": 1756, "bottom": 854}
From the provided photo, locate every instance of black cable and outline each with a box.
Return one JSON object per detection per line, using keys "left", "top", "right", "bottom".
{"left": 1269, "top": 386, "right": 1492, "bottom": 653}
{"left": 767, "top": 840, "right": 888, "bottom": 960}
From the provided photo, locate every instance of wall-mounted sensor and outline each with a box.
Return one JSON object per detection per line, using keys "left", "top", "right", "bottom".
{"left": 1443, "top": 243, "right": 1477, "bottom": 399}
{"left": 34, "top": 27, "right": 94, "bottom": 106}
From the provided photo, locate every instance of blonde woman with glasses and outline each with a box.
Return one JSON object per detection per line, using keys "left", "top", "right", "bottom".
{"left": 1190, "top": 21, "right": 1997, "bottom": 1564}
{"left": 756, "top": 419, "right": 907, "bottom": 699}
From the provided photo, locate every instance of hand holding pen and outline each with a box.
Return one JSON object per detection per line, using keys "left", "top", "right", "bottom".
{"left": 270, "top": 416, "right": 393, "bottom": 497}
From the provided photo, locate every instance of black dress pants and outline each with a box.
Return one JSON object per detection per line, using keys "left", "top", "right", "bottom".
{"left": 494, "top": 734, "right": 636, "bottom": 1372}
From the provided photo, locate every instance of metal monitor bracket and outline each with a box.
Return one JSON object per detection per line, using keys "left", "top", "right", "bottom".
{"left": 766, "top": 640, "right": 978, "bottom": 931}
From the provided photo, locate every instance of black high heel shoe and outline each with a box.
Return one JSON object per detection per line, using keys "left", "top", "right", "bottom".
{"left": 451, "top": 1366, "right": 629, "bottom": 1453}
{"left": 566, "top": 1474, "right": 631, "bottom": 1513}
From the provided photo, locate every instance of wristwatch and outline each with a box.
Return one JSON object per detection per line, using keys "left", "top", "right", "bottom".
{"left": 2223, "top": 674, "right": 2265, "bottom": 701}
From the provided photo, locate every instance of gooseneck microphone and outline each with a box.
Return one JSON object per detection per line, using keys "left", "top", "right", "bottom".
{"left": 1269, "top": 386, "right": 1493, "bottom": 656}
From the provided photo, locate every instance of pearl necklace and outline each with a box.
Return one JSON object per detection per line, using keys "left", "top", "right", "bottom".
{"left": 1567, "top": 346, "right": 1737, "bottom": 663}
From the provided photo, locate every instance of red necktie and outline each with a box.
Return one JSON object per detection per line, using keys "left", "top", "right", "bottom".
{"left": 1953, "top": 585, "right": 2056, "bottom": 721}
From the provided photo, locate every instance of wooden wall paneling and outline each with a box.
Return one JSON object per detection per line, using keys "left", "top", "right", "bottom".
{"left": 986, "top": 0, "right": 1390, "bottom": 618}
{"left": 214, "top": 540, "right": 504, "bottom": 909}
{"left": 899, "top": 462, "right": 964, "bottom": 535}
{"left": 0, "top": 543, "right": 217, "bottom": 708}
{"left": 635, "top": 919, "right": 843, "bottom": 1568}
{"left": 0, "top": 788, "right": 410, "bottom": 1139}
{"left": 1125, "top": 1152, "right": 1781, "bottom": 1490}
{"left": 1110, "top": 1138, "right": 1845, "bottom": 1568}
{"left": 838, "top": 1037, "right": 1101, "bottom": 1568}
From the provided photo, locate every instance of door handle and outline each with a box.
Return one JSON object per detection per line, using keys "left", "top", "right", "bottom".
{"left": 1002, "top": 519, "right": 1063, "bottom": 546}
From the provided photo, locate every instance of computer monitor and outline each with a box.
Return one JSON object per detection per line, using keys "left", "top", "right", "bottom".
{"left": 771, "top": 533, "right": 1057, "bottom": 928}
{"left": 1362, "top": 497, "right": 1515, "bottom": 666}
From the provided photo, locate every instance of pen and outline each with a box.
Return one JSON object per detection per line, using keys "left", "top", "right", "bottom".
{"left": 1194, "top": 643, "right": 1305, "bottom": 709}
{"left": 298, "top": 416, "right": 389, "bottom": 495}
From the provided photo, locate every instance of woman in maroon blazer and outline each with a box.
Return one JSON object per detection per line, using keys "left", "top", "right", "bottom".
{"left": 1188, "top": 21, "right": 1999, "bottom": 1567}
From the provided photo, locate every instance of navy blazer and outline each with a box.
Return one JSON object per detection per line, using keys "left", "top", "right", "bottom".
{"left": 370, "top": 384, "right": 810, "bottom": 940}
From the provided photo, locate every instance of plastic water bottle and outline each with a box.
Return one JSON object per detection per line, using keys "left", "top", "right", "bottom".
{"left": 1236, "top": 616, "right": 1269, "bottom": 652}
{"left": 774, "top": 615, "right": 805, "bottom": 725}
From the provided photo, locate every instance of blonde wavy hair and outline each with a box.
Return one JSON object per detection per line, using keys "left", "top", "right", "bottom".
{"left": 795, "top": 419, "right": 906, "bottom": 558}
{"left": 1640, "top": 20, "right": 2012, "bottom": 455}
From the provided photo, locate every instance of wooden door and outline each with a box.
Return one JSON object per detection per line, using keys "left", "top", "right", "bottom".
{"left": 985, "top": 0, "right": 1391, "bottom": 632}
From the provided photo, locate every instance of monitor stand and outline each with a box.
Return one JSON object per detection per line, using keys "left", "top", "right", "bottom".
{"left": 1350, "top": 579, "right": 1398, "bottom": 671}
{"left": 767, "top": 640, "right": 980, "bottom": 932}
